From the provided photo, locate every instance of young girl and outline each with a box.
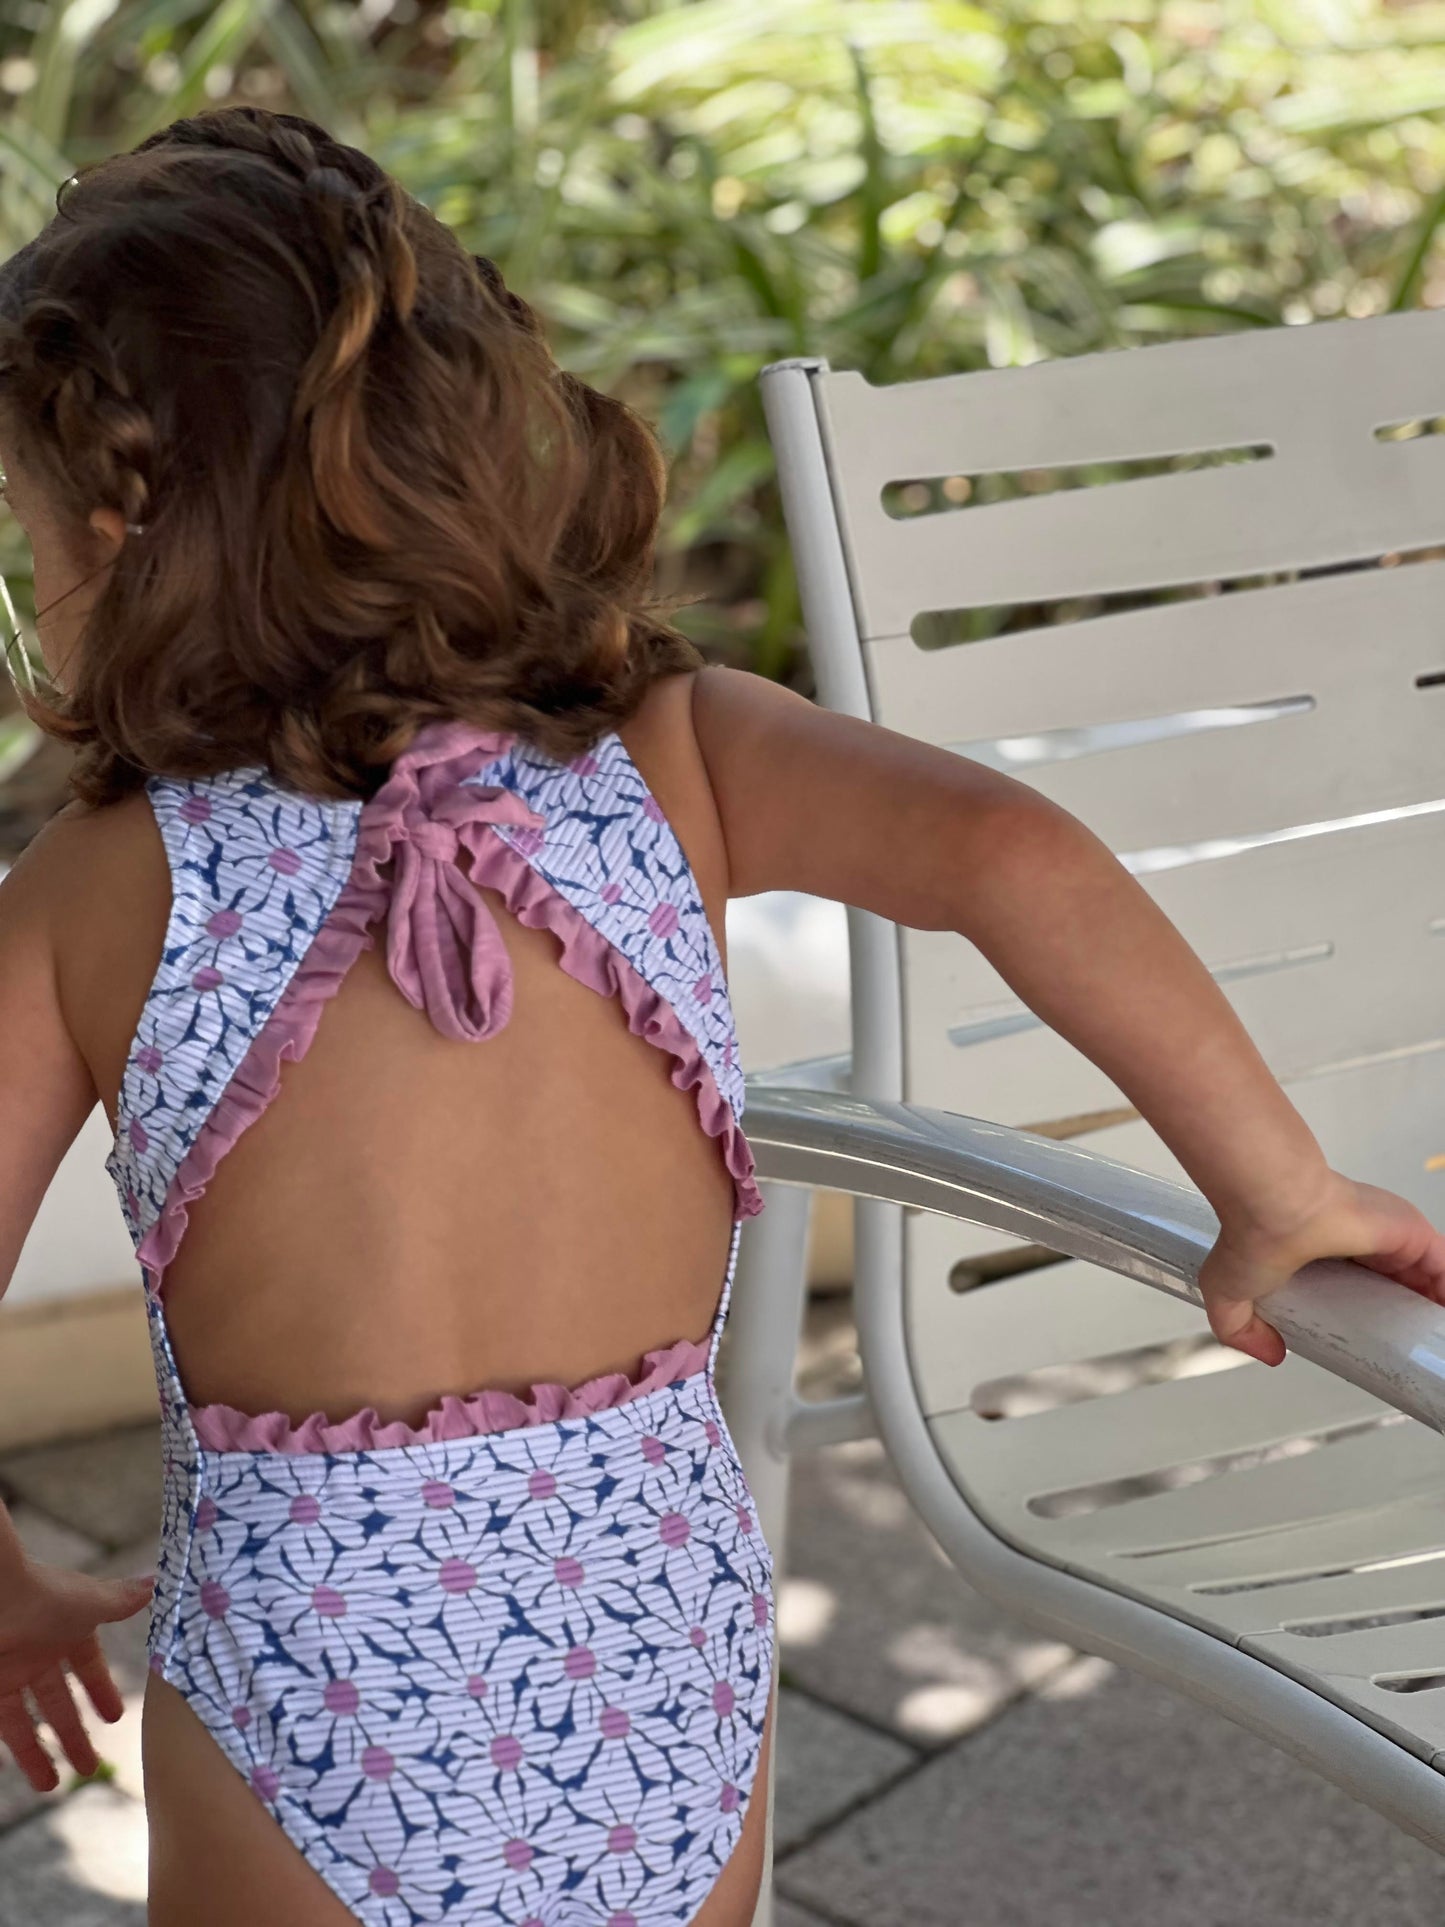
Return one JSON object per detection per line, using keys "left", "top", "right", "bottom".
{"left": 0, "top": 105, "right": 1440, "bottom": 1927}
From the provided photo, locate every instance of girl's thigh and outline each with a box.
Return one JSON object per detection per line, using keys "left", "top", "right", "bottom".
{"left": 688, "top": 1700, "right": 774, "bottom": 1927}
{"left": 144, "top": 1672, "right": 776, "bottom": 1927}
{"left": 144, "top": 1675, "right": 357, "bottom": 1927}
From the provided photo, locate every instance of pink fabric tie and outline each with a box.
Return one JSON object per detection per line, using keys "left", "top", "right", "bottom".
{"left": 363, "top": 724, "right": 544, "bottom": 1043}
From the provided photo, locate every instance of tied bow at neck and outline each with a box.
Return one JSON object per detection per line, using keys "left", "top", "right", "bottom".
{"left": 364, "top": 725, "right": 545, "bottom": 1044}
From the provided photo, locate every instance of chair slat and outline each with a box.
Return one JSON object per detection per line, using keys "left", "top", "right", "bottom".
{"left": 817, "top": 315, "right": 1445, "bottom": 637}
{"left": 864, "top": 563, "right": 1445, "bottom": 751}
{"left": 932, "top": 1357, "right": 1384, "bottom": 1502}
{"left": 906, "top": 1243, "right": 1210, "bottom": 1410}
{"left": 1107, "top": 1485, "right": 1445, "bottom": 1597}
{"left": 1029, "top": 1418, "right": 1445, "bottom": 1563}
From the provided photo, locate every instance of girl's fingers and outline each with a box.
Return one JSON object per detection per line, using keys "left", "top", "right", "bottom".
{"left": 0, "top": 1692, "right": 57, "bottom": 1791}
{"left": 29, "top": 1666, "right": 98, "bottom": 1780}
{"left": 1207, "top": 1293, "right": 1286, "bottom": 1366}
{"left": 67, "top": 1636, "right": 124, "bottom": 1726}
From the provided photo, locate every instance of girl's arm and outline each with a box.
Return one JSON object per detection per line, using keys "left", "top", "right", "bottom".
{"left": 0, "top": 823, "right": 154, "bottom": 1790}
{"left": 691, "top": 666, "right": 1445, "bottom": 1361}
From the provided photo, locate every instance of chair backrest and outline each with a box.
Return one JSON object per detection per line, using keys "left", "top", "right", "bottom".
{"left": 761, "top": 320, "right": 1445, "bottom": 1201}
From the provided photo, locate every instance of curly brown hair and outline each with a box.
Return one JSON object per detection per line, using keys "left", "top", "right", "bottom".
{"left": 0, "top": 107, "right": 701, "bottom": 803}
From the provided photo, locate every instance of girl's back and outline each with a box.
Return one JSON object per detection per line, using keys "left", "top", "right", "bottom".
{"left": 55, "top": 675, "right": 744, "bottom": 1428}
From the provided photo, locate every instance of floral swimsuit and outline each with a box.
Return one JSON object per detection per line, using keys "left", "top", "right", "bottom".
{"left": 105, "top": 719, "right": 773, "bottom": 1927}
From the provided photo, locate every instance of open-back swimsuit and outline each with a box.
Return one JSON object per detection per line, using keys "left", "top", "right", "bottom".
{"left": 105, "top": 719, "right": 772, "bottom": 1927}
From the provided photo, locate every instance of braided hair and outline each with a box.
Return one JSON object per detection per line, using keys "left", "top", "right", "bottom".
{"left": 0, "top": 107, "right": 699, "bottom": 803}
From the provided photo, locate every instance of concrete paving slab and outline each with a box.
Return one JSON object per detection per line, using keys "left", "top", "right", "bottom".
{"left": 0, "top": 1425, "right": 160, "bottom": 1552}
{"left": 774, "top": 1901, "right": 836, "bottom": 1927}
{"left": 9, "top": 1503, "right": 101, "bottom": 1571}
{"left": 775, "top": 1687, "right": 917, "bottom": 1854}
{"left": 0, "top": 1784, "right": 146, "bottom": 1927}
{"left": 777, "top": 1658, "right": 1445, "bottom": 1927}
{"left": 780, "top": 1438, "right": 1071, "bottom": 1747}
{"left": 0, "top": 1763, "right": 46, "bottom": 1835}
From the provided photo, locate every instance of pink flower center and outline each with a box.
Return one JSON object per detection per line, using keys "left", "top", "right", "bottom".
{"left": 361, "top": 1747, "right": 395, "bottom": 1781}
{"left": 323, "top": 1679, "right": 360, "bottom": 1717}
{"left": 311, "top": 1585, "right": 346, "bottom": 1617}
{"left": 439, "top": 1558, "right": 476, "bottom": 1594}
{"left": 659, "top": 1511, "right": 690, "bottom": 1548}
{"left": 490, "top": 1734, "right": 523, "bottom": 1771}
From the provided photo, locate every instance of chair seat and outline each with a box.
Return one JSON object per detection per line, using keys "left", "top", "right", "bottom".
{"left": 929, "top": 1270, "right": 1445, "bottom": 1765}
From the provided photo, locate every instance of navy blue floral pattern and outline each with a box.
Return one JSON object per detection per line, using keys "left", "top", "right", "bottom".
{"left": 107, "top": 771, "right": 360, "bottom": 1249}
{"left": 152, "top": 1323, "right": 772, "bottom": 1926}
{"left": 477, "top": 735, "right": 743, "bottom": 1121}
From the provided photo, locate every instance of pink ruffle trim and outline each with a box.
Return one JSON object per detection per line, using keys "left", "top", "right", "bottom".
{"left": 136, "top": 720, "right": 762, "bottom": 1451}
{"left": 189, "top": 1334, "right": 711, "bottom": 1455}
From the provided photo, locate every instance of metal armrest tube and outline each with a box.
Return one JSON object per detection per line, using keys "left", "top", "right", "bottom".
{"left": 743, "top": 1085, "right": 1445, "bottom": 1436}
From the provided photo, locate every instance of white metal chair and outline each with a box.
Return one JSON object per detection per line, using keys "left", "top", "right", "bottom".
{"left": 724, "top": 315, "right": 1445, "bottom": 1916}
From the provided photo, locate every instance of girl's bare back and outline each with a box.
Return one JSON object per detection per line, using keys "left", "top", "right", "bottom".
{"left": 58, "top": 674, "right": 738, "bottom": 1426}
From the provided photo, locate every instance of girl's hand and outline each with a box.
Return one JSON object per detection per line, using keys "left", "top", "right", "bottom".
{"left": 0, "top": 1560, "right": 154, "bottom": 1790}
{"left": 1199, "top": 1173, "right": 1445, "bottom": 1367}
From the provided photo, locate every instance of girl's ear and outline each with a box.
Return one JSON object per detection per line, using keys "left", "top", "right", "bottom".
{"left": 87, "top": 505, "right": 126, "bottom": 557}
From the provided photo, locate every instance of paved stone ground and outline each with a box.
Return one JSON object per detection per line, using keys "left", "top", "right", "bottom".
{"left": 1, "top": 1301, "right": 1443, "bottom": 1925}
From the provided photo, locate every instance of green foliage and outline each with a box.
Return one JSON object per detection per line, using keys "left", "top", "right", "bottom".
{"left": 3, "top": 0, "right": 1445, "bottom": 686}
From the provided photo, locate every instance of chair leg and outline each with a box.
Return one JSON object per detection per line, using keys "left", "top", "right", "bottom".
{"left": 717, "top": 1181, "right": 815, "bottom": 1927}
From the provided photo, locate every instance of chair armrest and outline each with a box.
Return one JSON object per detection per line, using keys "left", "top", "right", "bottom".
{"left": 743, "top": 1083, "right": 1445, "bottom": 1435}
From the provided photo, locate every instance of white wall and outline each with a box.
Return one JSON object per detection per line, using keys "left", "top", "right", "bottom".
{"left": 9, "top": 1106, "right": 138, "bottom": 1306}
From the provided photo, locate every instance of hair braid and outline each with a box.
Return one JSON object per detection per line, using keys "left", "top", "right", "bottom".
{"left": 0, "top": 106, "right": 701, "bottom": 805}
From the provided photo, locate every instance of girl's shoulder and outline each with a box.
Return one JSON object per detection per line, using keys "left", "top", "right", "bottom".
{"left": 3, "top": 788, "right": 167, "bottom": 922}
{"left": 614, "top": 669, "right": 729, "bottom": 920}
{"left": 1, "top": 790, "right": 171, "bottom": 1105}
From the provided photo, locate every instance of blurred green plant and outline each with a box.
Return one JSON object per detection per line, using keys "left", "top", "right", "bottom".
{"left": 3, "top": 0, "right": 1445, "bottom": 691}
